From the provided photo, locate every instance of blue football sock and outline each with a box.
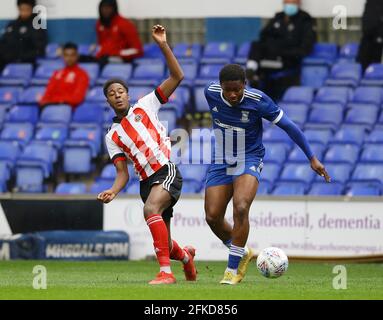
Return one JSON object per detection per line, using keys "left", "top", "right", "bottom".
{"left": 227, "top": 245, "right": 245, "bottom": 272}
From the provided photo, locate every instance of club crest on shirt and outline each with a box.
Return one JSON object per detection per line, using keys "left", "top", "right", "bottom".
{"left": 241, "top": 111, "right": 250, "bottom": 123}
{"left": 135, "top": 114, "right": 142, "bottom": 122}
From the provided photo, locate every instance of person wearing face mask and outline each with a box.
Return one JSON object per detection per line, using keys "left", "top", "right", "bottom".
{"left": 246, "top": 0, "right": 316, "bottom": 100}
{"left": 0, "top": 0, "right": 47, "bottom": 71}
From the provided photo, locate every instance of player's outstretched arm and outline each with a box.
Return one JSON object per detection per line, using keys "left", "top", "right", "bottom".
{"left": 97, "top": 161, "right": 129, "bottom": 203}
{"left": 152, "top": 25, "right": 184, "bottom": 98}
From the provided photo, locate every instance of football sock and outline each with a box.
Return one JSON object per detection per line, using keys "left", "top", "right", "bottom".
{"left": 170, "top": 240, "right": 189, "bottom": 264}
{"left": 226, "top": 245, "right": 245, "bottom": 274}
{"left": 223, "top": 239, "right": 232, "bottom": 249}
{"left": 146, "top": 214, "right": 172, "bottom": 273}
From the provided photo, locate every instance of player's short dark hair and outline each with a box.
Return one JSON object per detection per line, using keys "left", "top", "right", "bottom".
{"left": 62, "top": 42, "right": 78, "bottom": 51}
{"left": 17, "top": 0, "right": 36, "bottom": 7}
{"left": 103, "top": 78, "right": 129, "bottom": 97}
{"left": 219, "top": 64, "right": 246, "bottom": 83}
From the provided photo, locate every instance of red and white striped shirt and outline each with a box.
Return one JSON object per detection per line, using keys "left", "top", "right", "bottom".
{"left": 105, "top": 87, "right": 171, "bottom": 181}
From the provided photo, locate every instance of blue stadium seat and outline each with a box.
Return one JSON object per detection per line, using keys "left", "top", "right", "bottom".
{"left": 194, "top": 64, "right": 225, "bottom": 86}
{"left": 345, "top": 182, "right": 381, "bottom": 196}
{"left": 39, "top": 104, "right": 72, "bottom": 125}
{"left": 177, "top": 61, "right": 198, "bottom": 87}
{"left": 79, "top": 63, "right": 100, "bottom": 86}
{"left": 99, "top": 164, "right": 116, "bottom": 180}
{"left": 0, "top": 63, "right": 33, "bottom": 86}
{"left": 0, "top": 107, "right": 6, "bottom": 128}
{"left": 70, "top": 103, "right": 104, "bottom": 128}
{"left": 360, "top": 63, "right": 383, "bottom": 86}
{"left": 158, "top": 109, "right": 177, "bottom": 133}
{"left": 308, "top": 182, "right": 344, "bottom": 195}
{"left": 278, "top": 102, "right": 308, "bottom": 126}
{"left": 360, "top": 144, "right": 383, "bottom": 163}
{"left": 0, "top": 141, "right": 21, "bottom": 167}
{"left": 351, "top": 87, "right": 381, "bottom": 106}
{"left": 62, "top": 143, "right": 93, "bottom": 174}
{"left": 30, "top": 64, "right": 62, "bottom": 85}
{"left": 279, "top": 163, "right": 315, "bottom": 184}
{"left": 167, "top": 86, "right": 189, "bottom": 118}
{"left": 124, "top": 180, "right": 140, "bottom": 194}
{"left": 0, "top": 122, "right": 34, "bottom": 146}
{"left": 201, "top": 42, "right": 235, "bottom": 64}
{"left": 6, "top": 105, "right": 39, "bottom": 124}
{"left": 180, "top": 140, "right": 213, "bottom": 164}
{"left": 0, "top": 162, "right": 10, "bottom": 192}
{"left": 86, "top": 86, "right": 105, "bottom": 103}
{"left": 260, "top": 163, "right": 281, "bottom": 183}
{"left": 67, "top": 127, "right": 101, "bottom": 157}
{"left": 130, "top": 62, "right": 165, "bottom": 86}
{"left": 272, "top": 181, "right": 306, "bottom": 195}
{"left": 365, "top": 128, "right": 383, "bottom": 144}
{"left": 0, "top": 86, "right": 23, "bottom": 104}
{"left": 173, "top": 43, "right": 202, "bottom": 60}
{"left": 45, "top": 43, "right": 61, "bottom": 59}
{"left": 263, "top": 127, "right": 293, "bottom": 145}
{"left": 33, "top": 124, "right": 68, "bottom": 149}
{"left": 55, "top": 182, "right": 87, "bottom": 194}
{"left": 78, "top": 43, "right": 97, "bottom": 56}
{"left": 128, "top": 86, "right": 154, "bottom": 103}
{"left": 263, "top": 143, "right": 289, "bottom": 164}
{"left": 182, "top": 179, "right": 202, "bottom": 194}
{"left": 257, "top": 181, "right": 273, "bottom": 195}
{"left": 233, "top": 42, "right": 250, "bottom": 64}
{"left": 96, "top": 63, "right": 133, "bottom": 85}
{"left": 127, "top": 165, "right": 138, "bottom": 181}
{"left": 19, "top": 86, "right": 45, "bottom": 104}
{"left": 301, "top": 65, "right": 329, "bottom": 88}
{"left": 135, "top": 43, "right": 163, "bottom": 64}
{"left": 89, "top": 180, "right": 112, "bottom": 194}
{"left": 281, "top": 86, "right": 314, "bottom": 105}
{"left": 324, "top": 144, "right": 360, "bottom": 164}
{"left": 344, "top": 104, "right": 378, "bottom": 128}
{"left": 315, "top": 163, "right": 352, "bottom": 183}
{"left": 339, "top": 42, "right": 359, "bottom": 61}
{"left": 314, "top": 86, "right": 352, "bottom": 105}
{"left": 303, "top": 43, "right": 338, "bottom": 66}
{"left": 325, "top": 62, "right": 362, "bottom": 88}
{"left": 378, "top": 111, "right": 383, "bottom": 125}
{"left": 351, "top": 164, "right": 383, "bottom": 184}
{"left": 306, "top": 103, "right": 344, "bottom": 130}
{"left": 178, "top": 164, "right": 208, "bottom": 183}
{"left": 15, "top": 166, "right": 45, "bottom": 193}
{"left": 304, "top": 129, "right": 333, "bottom": 146}
{"left": 288, "top": 143, "right": 325, "bottom": 162}
{"left": 329, "top": 125, "right": 366, "bottom": 146}
{"left": 17, "top": 143, "right": 56, "bottom": 177}
{"left": 194, "top": 86, "right": 210, "bottom": 112}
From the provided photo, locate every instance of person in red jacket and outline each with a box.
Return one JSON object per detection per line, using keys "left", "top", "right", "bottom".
{"left": 39, "top": 42, "right": 89, "bottom": 109}
{"left": 95, "top": 0, "right": 144, "bottom": 64}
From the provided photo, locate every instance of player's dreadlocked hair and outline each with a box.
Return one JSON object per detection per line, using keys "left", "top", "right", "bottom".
{"left": 219, "top": 64, "right": 246, "bottom": 83}
{"left": 103, "top": 78, "right": 129, "bottom": 97}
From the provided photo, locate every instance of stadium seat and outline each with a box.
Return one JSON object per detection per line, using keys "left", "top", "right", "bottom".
{"left": 0, "top": 86, "right": 23, "bottom": 104}
{"left": 55, "top": 182, "right": 87, "bottom": 194}
{"left": 338, "top": 42, "right": 359, "bottom": 61}
{"left": 180, "top": 140, "right": 213, "bottom": 165}
{"left": 345, "top": 182, "right": 381, "bottom": 196}
{"left": 0, "top": 162, "right": 10, "bottom": 192}
{"left": 260, "top": 163, "right": 281, "bottom": 183}
{"left": 67, "top": 127, "right": 101, "bottom": 157}
{"left": 263, "top": 143, "right": 289, "bottom": 164}
{"left": 325, "top": 62, "right": 362, "bottom": 88}
{"left": 288, "top": 143, "right": 325, "bottom": 162}
{"left": 329, "top": 125, "right": 367, "bottom": 146}
{"left": 194, "top": 86, "right": 210, "bottom": 112}
{"left": 194, "top": 64, "right": 225, "bottom": 86}
{"left": 360, "top": 144, "right": 383, "bottom": 163}
{"left": 45, "top": 43, "right": 61, "bottom": 59}
{"left": 33, "top": 124, "right": 68, "bottom": 149}
{"left": 233, "top": 42, "right": 250, "bottom": 64}
{"left": 89, "top": 180, "right": 112, "bottom": 194}
{"left": 306, "top": 103, "right": 344, "bottom": 130}
{"left": 96, "top": 63, "right": 133, "bottom": 85}
{"left": 173, "top": 43, "right": 202, "bottom": 60}
{"left": 178, "top": 164, "right": 209, "bottom": 184}
{"left": 281, "top": 86, "right": 314, "bottom": 105}
{"left": 324, "top": 144, "right": 360, "bottom": 164}
{"left": 0, "top": 107, "right": 6, "bottom": 128}
{"left": 360, "top": 63, "right": 383, "bottom": 86}
{"left": 303, "top": 43, "right": 338, "bottom": 66}
{"left": 201, "top": 42, "right": 235, "bottom": 64}
{"left": 135, "top": 43, "right": 164, "bottom": 64}
{"left": 0, "top": 63, "right": 33, "bottom": 86}
{"left": 62, "top": 143, "right": 93, "bottom": 174}
{"left": 301, "top": 65, "right": 329, "bottom": 89}
{"left": 158, "top": 109, "right": 177, "bottom": 133}
{"left": 129, "top": 62, "right": 165, "bottom": 86}
{"left": 314, "top": 163, "right": 352, "bottom": 183}
{"left": 86, "top": 86, "right": 105, "bottom": 103}
{"left": 0, "top": 122, "right": 34, "bottom": 146}
{"left": 177, "top": 61, "right": 198, "bottom": 87}
{"left": 308, "top": 182, "right": 344, "bottom": 195}
{"left": 314, "top": 86, "right": 352, "bottom": 105}
{"left": 257, "top": 181, "right": 273, "bottom": 195}
{"left": 15, "top": 165, "right": 45, "bottom": 193}
{"left": 272, "top": 181, "right": 306, "bottom": 195}
{"left": 126, "top": 86, "right": 154, "bottom": 104}
{"left": 39, "top": 104, "right": 72, "bottom": 125}
{"left": 19, "top": 86, "right": 45, "bottom": 104}
{"left": 351, "top": 87, "right": 382, "bottom": 106}
{"left": 303, "top": 129, "right": 333, "bottom": 146}
{"left": 99, "top": 164, "right": 116, "bottom": 181}
{"left": 0, "top": 141, "right": 21, "bottom": 167}
{"left": 30, "top": 64, "right": 62, "bottom": 85}
{"left": 279, "top": 163, "right": 315, "bottom": 184}
{"left": 263, "top": 127, "right": 293, "bottom": 145}
{"left": 182, "top": 179, "right": 202, "bottom": 194}
{"left": 278, "top": 102, "right": 308, "bottom": 126}
{"left": 79, "top": 63, "right": 100, "bottom": 86}
{"left": 70, "top": 103, "right": 104, "bottom": 128}
{"left": 125, "top": 180, "right": 140, "bottom": 194}
{"left": 351, "top": 164, "right": 383, "bottom": 184}
{"left": 78, "top": 43, "right": 97, "bottom": 56}
{"left": 344, "top": 104, "right": 378, "bottom": 128}
{"left": 167, "top": 86, "right": 189, "bottom": 118}
{"left": 5, "top": 105, "right": 39, "bottom": 124}
{"left": 365, "top": 128, "right": 383, "bottom": 144}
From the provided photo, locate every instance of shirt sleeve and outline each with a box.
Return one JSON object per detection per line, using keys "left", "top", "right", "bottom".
{"left": 105, "top": 134, "right": 127, "bottom": 165}
{"left": 137, "top": 86, "right": 168, "bottom": 113}
{"left": 259, "top": 93, "right": 284, "bottom": 124}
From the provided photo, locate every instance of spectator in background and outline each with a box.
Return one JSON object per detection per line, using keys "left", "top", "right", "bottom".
{"left": 246, "top": 0, "right": 316, "bottom": 100}
{"left": 0, "top": 0, "right": 47, "bottom": 71}
{"left": 40, "top": 43, "right": 89, "bottom": 110}
{"left": 357, "top": 0, "right": 383, "bottom": 71}
{"left": 95, "top": 0, "right": 143, "bottom": 65}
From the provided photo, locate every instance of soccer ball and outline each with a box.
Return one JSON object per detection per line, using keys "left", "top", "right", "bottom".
{"left": 256, "top": 247, "right": 288, "bottom": 278}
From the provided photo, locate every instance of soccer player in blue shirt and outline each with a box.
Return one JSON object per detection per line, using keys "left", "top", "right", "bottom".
{"left": 204, "top": 64, "right": 330, "bottom": 285}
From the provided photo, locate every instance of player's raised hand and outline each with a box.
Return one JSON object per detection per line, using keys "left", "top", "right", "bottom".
{"left": 97, "top": 189, "right": 116, "bottom": 203}
{"left": 310, "top": 156, "right": 331, "bottom": 182}
{"left": 152, "top": 24, "right": 167, "bottom": 45}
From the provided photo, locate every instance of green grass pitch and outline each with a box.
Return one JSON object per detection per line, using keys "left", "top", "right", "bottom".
{"left": 0, "top": 260, "right": 382, "bottom": 300}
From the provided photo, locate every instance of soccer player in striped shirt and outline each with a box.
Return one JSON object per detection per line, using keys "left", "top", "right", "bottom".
{"left": 97, "top": 25, "right": 196, "bottom": 285}
{"left": 204, "top": 64, "right": 331, "bottom": 284}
